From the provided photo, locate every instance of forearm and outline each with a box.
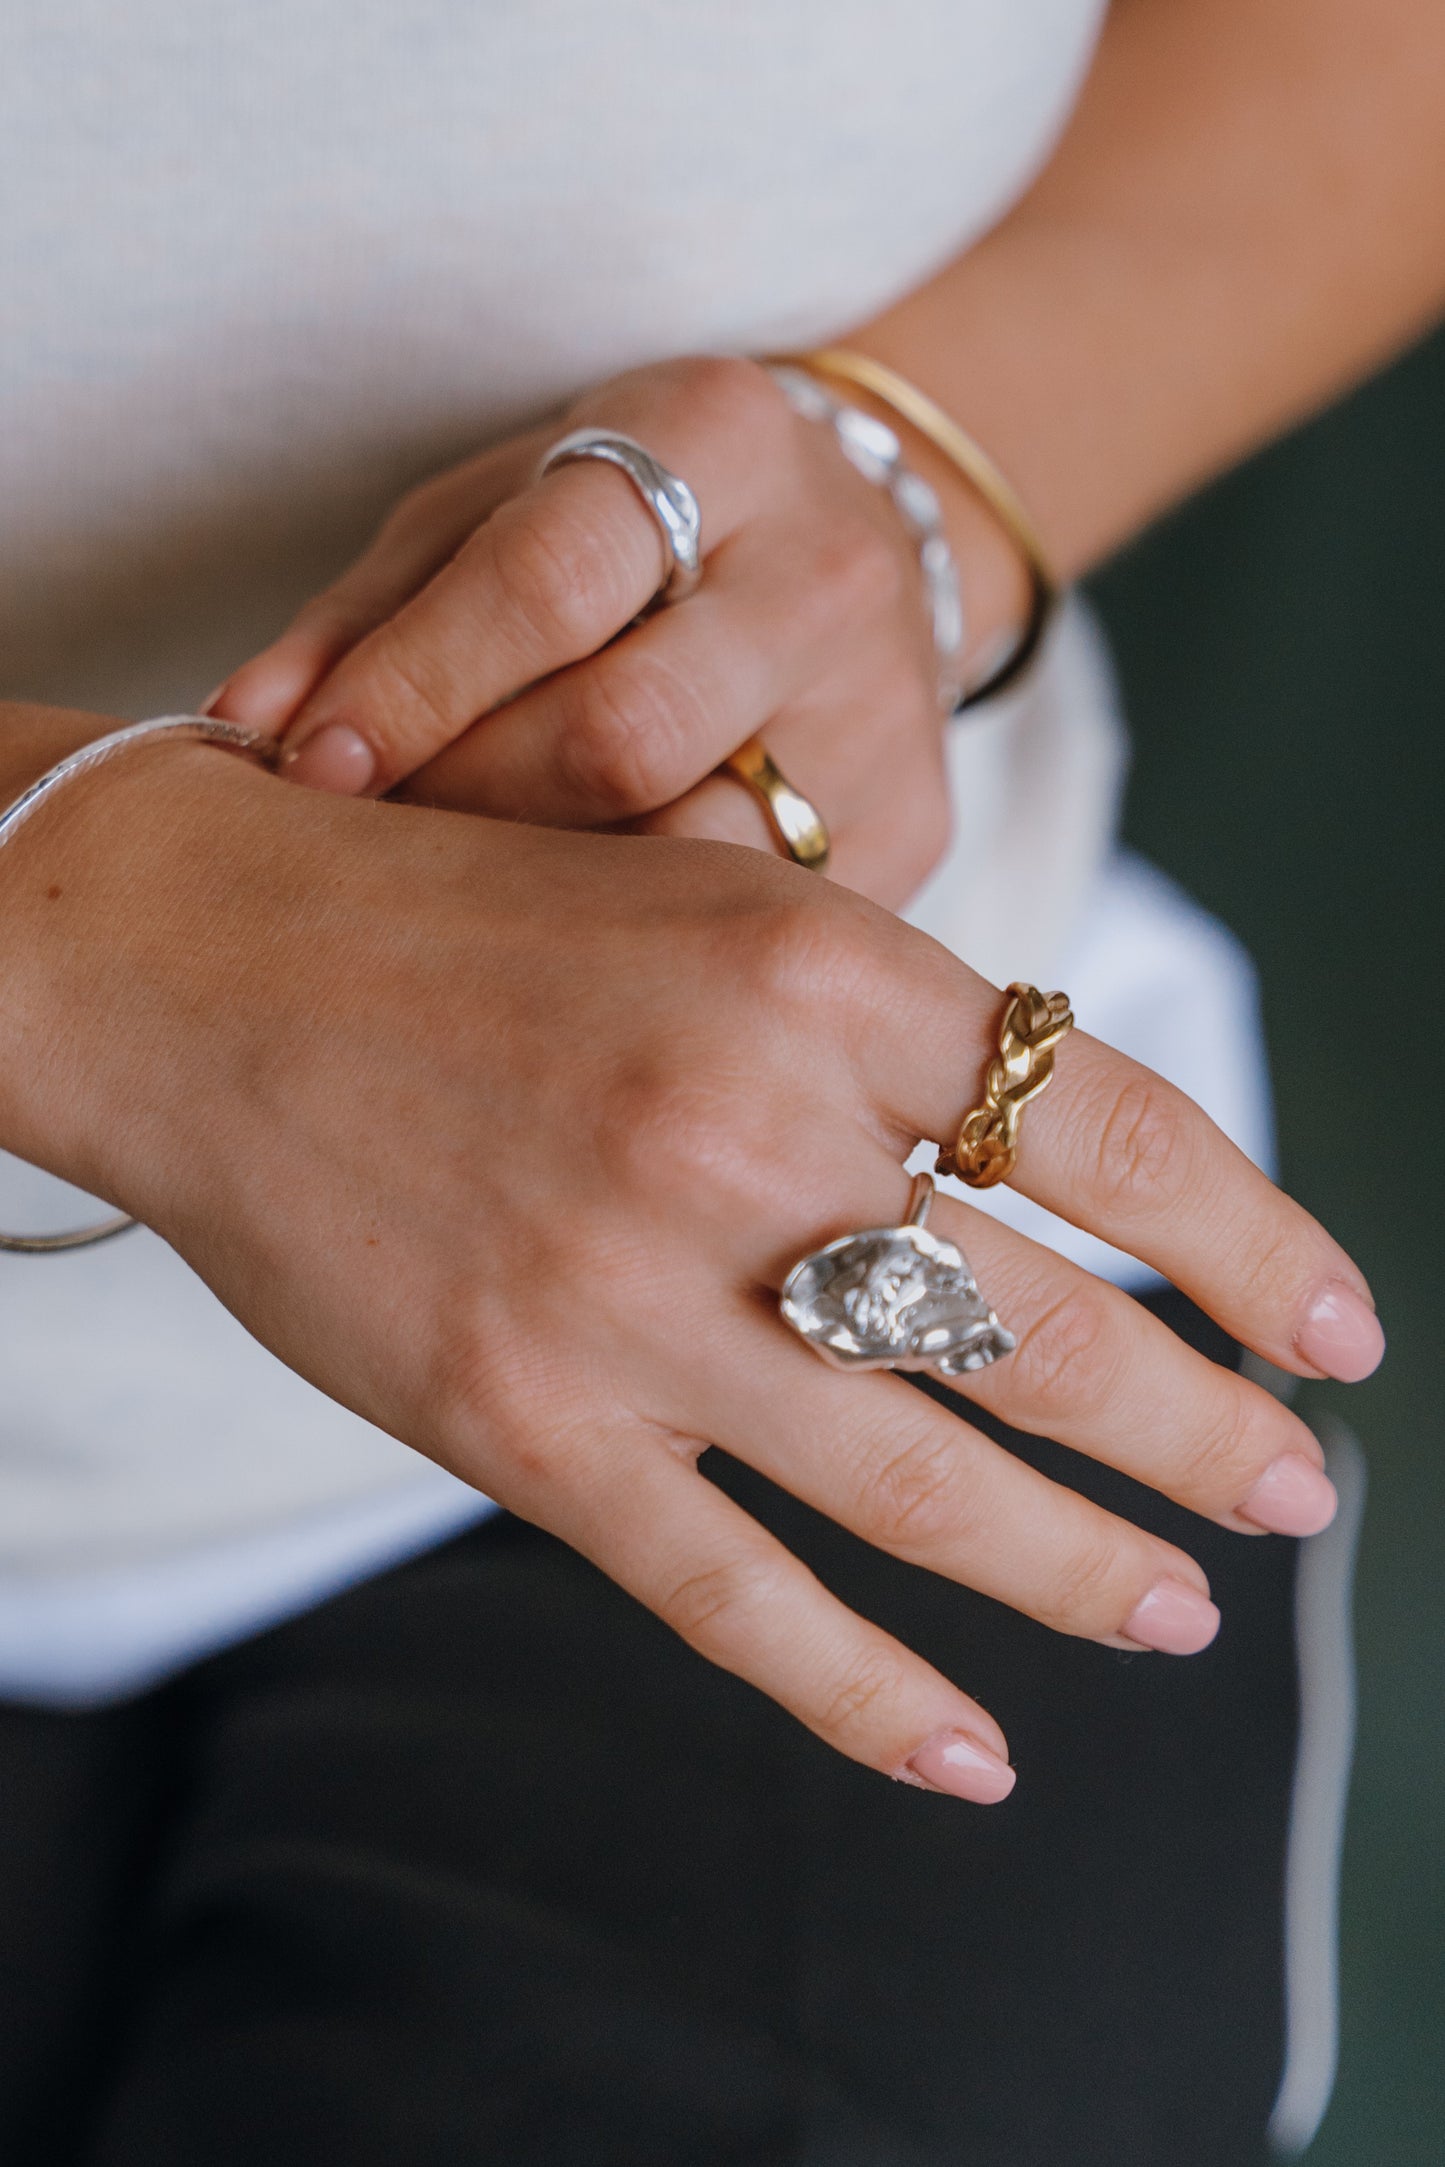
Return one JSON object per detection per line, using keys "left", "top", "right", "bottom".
{"left": 851, "top": 0, "right": 1445, "bottom": 582}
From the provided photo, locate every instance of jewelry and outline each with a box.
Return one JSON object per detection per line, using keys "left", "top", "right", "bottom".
{"left": 0, "top": 714, "right": 280, "bottom": 1255}
{"left": 722, "top": 735, "right": 830, "bottom": 872}
{"left": 765, "top": 363, "right": 966, "bottom": 709}
{"left": 937, "top": 982, "right": 1074, "bottom": 1189}
{"left": 773, "top": 348, "right": 1059, "bottom": 710}
{"left": 537, "top": 428, "right": 702, "bottom": 601}
{"left": 780, "top": 1172, "right": 1015, "bottom": 1376}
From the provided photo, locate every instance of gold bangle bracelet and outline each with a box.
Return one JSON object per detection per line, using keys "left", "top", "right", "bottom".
{"left": 773, "top": 346, "right": 1059, "bottom": 708}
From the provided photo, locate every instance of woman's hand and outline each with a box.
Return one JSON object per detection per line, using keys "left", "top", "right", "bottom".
{"left": 0, "top": 748, "right": 1381, "bottom": 1800}
{"left": 208, "top": 356, "right": 1022, "bottom": 910}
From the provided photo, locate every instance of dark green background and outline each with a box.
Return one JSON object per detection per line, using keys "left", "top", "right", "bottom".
{"left": 1088, "top": 327, "right": 1445, "bottom": 2164}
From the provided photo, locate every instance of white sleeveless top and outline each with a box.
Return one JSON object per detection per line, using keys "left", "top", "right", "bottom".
{"left": 0, "top": 0, "right": 1271, "bottom": 1700}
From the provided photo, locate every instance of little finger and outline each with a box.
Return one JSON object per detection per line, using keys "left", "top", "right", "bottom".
{"left": 676, "top": 1295, "right": 1220, "bottom": 1657}
{"left": 567, "top": 1423, "right": 1018, "bottom": 1801}
{"left": 915, "top": 1190, "right": 1339, "bottom": 1538}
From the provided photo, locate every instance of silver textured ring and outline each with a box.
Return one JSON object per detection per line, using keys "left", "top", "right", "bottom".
{"left": 537, "top": 427, "right": 703, "bottom": 602}
{"left": 779, "top": 1172, "right": 1015, "bottom": 1376}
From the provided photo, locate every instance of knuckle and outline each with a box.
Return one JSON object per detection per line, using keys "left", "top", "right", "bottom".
{"left": 812, "top": 515, "right": 908, "bottom": 621}
{"left": 489, "top": 502, "right": 632, "bottom": 654}
{"left": 1008, "top": 1285, "right": 1121, "bottom": 1419}
{"left": 1037, "top": 1527, "right": 1128, "bottom": 1634}
{"left": 749, "top": 890, "right": 875, "bottom": 1016}
{"left": 1222, "top": 1218, "right": 1307, "bottom": 1317}
{"left": 561, "top": 652, "right": 702, "bottom": 815}
{"left": 856, "top": 1421, "right": 977, "bottom": 1556}
{"left": 658, "top": 1550, "right": 779, "bottom": 1650}
{"left": 1172, "top": 1387, "right": 1286, "bottom": 1508}
{"left": 597, "top": 1060, "right": 772, "bottom": 1216}
{"left": 1091, "top": 1071, "right": 1193, "bottom": 1219}
{"left": 673, "top": 351, "right": 786, "bottom": 445}
{"left": 350, "top": 639, "right": 458, "bottom": 757}
{"left": 428, "top": 1318, "right": 564, "bottom": 1497}
{"left": 815, "top": 1646, "right": 910, "bottom": 1747}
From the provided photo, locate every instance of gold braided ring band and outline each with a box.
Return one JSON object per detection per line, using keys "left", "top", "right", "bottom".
{"left": 723, "top": 736, "right": 830, "bottom": 871}
{"left": 937, "top": 982, "right": 1074, "bottom": 1188}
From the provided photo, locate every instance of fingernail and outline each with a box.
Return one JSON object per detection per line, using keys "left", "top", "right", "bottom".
{"left": 904, "top": 1728, "right": 1017, "bottom": 1805}
{"left": 283, "top": 723, "right": 375, "bottom": 794}
{"left": 1296, "top": 1280, "right": 1385, "bottom": 1383}
{"left": 1121, "top": 1576, "right": 1221, "bottom": 1656}
{"left": 199, "top": 681, "right": 229, "bottom": 715}
{"left": 1238, "top": 1452, "right": 1338, "bottom": 1537}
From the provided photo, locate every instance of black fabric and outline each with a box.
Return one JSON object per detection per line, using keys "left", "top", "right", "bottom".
{"left": 0, "top": 1289, "right": 1297, "bottom": 2165}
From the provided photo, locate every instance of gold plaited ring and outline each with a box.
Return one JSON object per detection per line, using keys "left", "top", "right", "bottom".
{"left": 722, "top": 736, "right": 830, "bottom": 872}
{"left": 937, "top": 982, "right": 1074, "bottom": 1188}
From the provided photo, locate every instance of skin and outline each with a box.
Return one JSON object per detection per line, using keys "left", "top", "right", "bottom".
{"left": 3, "top": 0, "right": 1426, "bottom": 1795}
{"left": 0, "top": 707, "right": 1377, "bottom": 1797}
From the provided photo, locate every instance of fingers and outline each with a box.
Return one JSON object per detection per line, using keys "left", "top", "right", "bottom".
{"left": 400, "top": 483, "right": 925, "bottom": 828}
{"left": 625, "top": 631, "right": 949, "bottom": 911}
{"left": 272, "top": 359, "right": 789, "bottom": 796}
{"left": 916, "top": 1189, "right": 1339, "bottom": 1537}
{"left": 820, "top": 921, "right": 1384, "bottom": 1383}
{"left": 270, "top": 464, "right": 681, "bottom": 795}
{"left": 210, "top": 439, "right": 543, "bottom": 739}
{"left": 400, "top": 533, "right": 806, "bottom": 824}
{"left": 565, "top": 1423, "right": 1017, "bottom": 1802}
{"left": 680, "top": 1297, "right": 1222, "bottom": 1658}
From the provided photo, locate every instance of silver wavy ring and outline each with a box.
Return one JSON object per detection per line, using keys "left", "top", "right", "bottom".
{"left": 537, "top": 428, "right": 703, "bottom": 602}
{"left": 779, "top": 1172, "right": 1016, "bottom": 1377}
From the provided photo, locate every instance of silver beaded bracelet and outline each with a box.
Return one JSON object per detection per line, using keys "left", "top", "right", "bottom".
{"left": 765, "top": 363, "right": 967, "bottom": 710}
{"left": 0, "top": 714, "right": 278, "bottom": 1255}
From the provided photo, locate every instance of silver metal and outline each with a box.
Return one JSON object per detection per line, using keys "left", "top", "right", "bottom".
{"left": 537, "top": 428, "right": 703, "bottom": 601}
{"left": 779, "top": 1172, "right": 1016, "bottom": 1377}
{"left": 0, "top": 714, "right": 280, "bottom": 1255}
{"left": 766, "top": 365, "right": 967, "bottom": 709}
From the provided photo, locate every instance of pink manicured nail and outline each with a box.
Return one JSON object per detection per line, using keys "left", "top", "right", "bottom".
{"left": 905, "top": 1729, "right": 1017, "bottom": 1805}
{"left": 1239, "top": 1452, "right": 1338, "bottom": 1537}
{"left": 1121, "top": 1576, "right": 1221, "bottom": 1655}
{"left": 1295, "top": 1281, "right": 1385, "bottom": 1383}
{"left": 283, "top": 723, "right": 376, "bottom": 794}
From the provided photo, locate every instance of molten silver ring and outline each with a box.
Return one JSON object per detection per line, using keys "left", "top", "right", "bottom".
{"left": 537, "top": 428, "right": 703, "bottom": 602}
{"left": 779, "top": 1173, "right": 1015, "bottom": 1377}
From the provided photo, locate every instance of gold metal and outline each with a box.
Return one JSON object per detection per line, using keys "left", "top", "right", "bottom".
{"left": 774, "top": 347, "right": 1059, "bottom": 708}
{"left": 937, "top": 982, "right": 1074, "bottom": 1188}
{"left": 723, "top": 735, "right": 830, "bottom": 871}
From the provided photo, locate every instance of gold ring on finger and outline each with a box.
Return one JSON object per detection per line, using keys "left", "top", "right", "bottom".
{"left": 936, "top": 982, "right": 1074, "bottom": 1189}
{"left": 722, "top": 735, "right": 830, "bottom": 872}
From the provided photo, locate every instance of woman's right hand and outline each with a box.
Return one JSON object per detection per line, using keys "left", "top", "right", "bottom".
{"left": 0, "top": 732, "right": 1382, "bottom": 1801}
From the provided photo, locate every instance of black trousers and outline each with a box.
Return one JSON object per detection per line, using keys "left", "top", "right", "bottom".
{"left": 0, "top": 1292, "right": 1297, "bottom": 2166}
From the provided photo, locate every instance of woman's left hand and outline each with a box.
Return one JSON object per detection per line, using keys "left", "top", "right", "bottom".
{"left": 210, "top": 356, "right": 992, "bottom": 909}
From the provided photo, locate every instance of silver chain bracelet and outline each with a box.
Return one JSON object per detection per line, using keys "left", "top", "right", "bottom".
{"left": 765, "top": 363, "right": 967, "bottom": 710}
{"left": 0, "top": 714, "right": 279, "bottom": 1254}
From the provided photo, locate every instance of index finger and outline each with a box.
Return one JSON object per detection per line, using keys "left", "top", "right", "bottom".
{"left": 278, "top": 358, "right": 790, "bottom": 796}
{"left": 824, "top": 913, "right": 1383, "bottom": 1382}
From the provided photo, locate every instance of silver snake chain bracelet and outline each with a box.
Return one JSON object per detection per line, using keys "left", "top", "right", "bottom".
{"left": 0, "top": 714, "right": 279, "bottom": 1254}
{"left": 765, "top": 363, "right": 967, "bottom": 709}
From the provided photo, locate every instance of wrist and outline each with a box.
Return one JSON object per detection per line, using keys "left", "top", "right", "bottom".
{"left": 779, "top": 372, "right": 1042, "bottom": 691}
{"left": 0, "top": 703, "right": 118, "bottom": 806}
{"left": 0, "top": 726, "right": 276, "bottom": 1207}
